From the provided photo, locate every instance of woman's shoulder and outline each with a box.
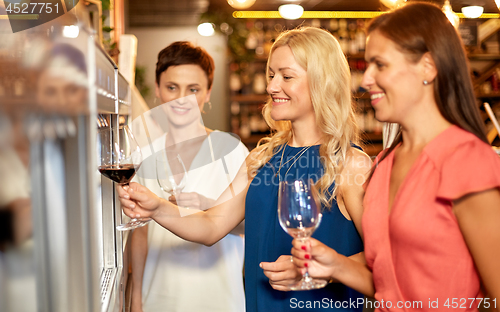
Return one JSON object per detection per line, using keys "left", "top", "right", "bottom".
{"left": 344, "top": 145, "right": 372, "bottom": 170}
{"left": 432, "top": 126, "right": 500, "bottom": 200}
{"left": 426, "top": 125, "right": 495, "bottom": 165}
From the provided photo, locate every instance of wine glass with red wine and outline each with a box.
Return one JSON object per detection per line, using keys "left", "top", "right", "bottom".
{"left": 98, "top": 125, "right": 148, "bottom": 231}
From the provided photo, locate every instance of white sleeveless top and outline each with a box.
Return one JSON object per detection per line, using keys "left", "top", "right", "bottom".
{"left": 135, "top": 131, "right": 248, "bottom": 312}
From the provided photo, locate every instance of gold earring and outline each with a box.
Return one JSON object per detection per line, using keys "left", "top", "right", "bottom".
{"left": 205, "top": 101, "right": 212, "bottom": 111}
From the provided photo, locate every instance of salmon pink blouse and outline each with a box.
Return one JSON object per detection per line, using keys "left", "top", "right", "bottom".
{"left": 363, "top": 125, "right": 500, "bottom": 311}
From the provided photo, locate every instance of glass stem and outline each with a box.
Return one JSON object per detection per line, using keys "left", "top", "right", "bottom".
{"left": 298, "top": 237, "right": 313, "bottom": 282}
{"left": 121, "top": 182, "right": 137, "bottom": 223}
{"left": 303, "top": 268, "right": 312, "bottom": 282}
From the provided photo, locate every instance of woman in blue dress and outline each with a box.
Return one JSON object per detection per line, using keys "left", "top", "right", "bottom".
{"left": 118, "top": 27, "right": 372, "bottom": 312}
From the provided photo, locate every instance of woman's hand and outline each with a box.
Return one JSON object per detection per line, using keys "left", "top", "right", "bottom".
{"left": 291, "top": 238, "right": 338, "bottom": 283}
{"left": 260, "top": 255, "right": 302, "bottom": 291}
{"left": 168, "top": 192, "right": 216, "bottom": 211}
{"left": 116, "top": 182, "right": 162, "bottom": 219}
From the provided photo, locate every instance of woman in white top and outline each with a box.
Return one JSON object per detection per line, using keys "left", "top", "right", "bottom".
{"left": 130, "top": 41, "right": 248, "bottom": 312}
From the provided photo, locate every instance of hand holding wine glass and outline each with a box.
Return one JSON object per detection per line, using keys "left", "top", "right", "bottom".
{"left": 290, "top": 236, "right": 341, "bottom": 284}
{"left": 98, "top": 124, "right": 149, "bottom": 231}
{"left": 278, "top": 179, "right": 326, "bottom": 290}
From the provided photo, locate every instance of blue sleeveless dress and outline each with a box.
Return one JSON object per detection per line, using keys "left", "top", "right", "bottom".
{"left": 245, "top": 144, "right": 364, "bottom": 312}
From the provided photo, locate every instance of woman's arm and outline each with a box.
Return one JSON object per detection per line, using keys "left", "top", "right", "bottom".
{"left": 454, "top": 188, "right": 500, "bottom": 310}
{"left": 130, "top": 225, "right": 148, "bottom": 312}
{"left": 118, "top": 177, "right": 248, "bottom": 247}
{"left": 291, "top": 238, "right": 375, "bottom": 296}
{"left": 166, "top": 192, "right": 215, "bottom": 211}
{"left": 338, "top": 147, "right": 372, "bottom": 239}
{"left": 118, "top": 150, "right": 254, "bottom": 246}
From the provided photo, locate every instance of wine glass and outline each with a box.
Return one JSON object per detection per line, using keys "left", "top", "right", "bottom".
{"left": 278, "top": 179, "right": 327, "bottom": 290}
{"left": 156, "top": 151, "right": 188, "bottom": 205}
{"left": 98, "top": 124, "right": 148, "bottom": 231}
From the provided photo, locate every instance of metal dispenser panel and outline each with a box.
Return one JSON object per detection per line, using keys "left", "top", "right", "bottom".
{"left": 0, "top": 2, "right": 133, "bottom": 312}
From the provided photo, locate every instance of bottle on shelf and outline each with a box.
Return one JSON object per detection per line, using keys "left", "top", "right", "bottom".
{"left": 239, "top": 105, "right": 251, "bottom": 139}
{"left": 356, "top": 19, "right": 366, "bottom": 53}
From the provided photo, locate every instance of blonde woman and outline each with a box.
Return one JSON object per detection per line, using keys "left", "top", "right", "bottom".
{"left": 118, "top": 27, "right": 371, "bottom": 312}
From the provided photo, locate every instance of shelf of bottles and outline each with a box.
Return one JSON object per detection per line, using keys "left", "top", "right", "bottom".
{"left": 467, "top": 38, "right": 500, "bottom": 147}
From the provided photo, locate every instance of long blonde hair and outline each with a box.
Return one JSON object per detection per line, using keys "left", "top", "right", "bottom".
{"left": 247, "top": 27, "right": 359, "bottom": 207}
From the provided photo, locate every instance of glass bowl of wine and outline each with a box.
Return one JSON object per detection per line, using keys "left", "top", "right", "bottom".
{"left": 98, "top": 124, "right": 147, "bottom": 231}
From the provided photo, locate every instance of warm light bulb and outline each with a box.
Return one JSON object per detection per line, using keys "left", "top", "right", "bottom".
{"left": 496, "top": 0, "right": 500, "bottom": 9}
{"left": 380, "top": 0, "right": 406, "bottom": 9}
{"left": 197, "top": 23, "right": 215, "bottom": 37}
{"left": 227, "top": 0, "right": 256, "bottom": 10}
{"left": 63, "top": 25, "right": 79, "bottom": 38}
{"left": 461, "top": 6, "right": 484, "bottom": 18}
{"left": 278, "top": 4, "right": 304, "bottom": 20}
{"left": 443, "top": 0, "right": 459, "bottom": 28}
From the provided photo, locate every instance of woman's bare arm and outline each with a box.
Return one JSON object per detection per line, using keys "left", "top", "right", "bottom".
{"left": 117, "top": 151, "right": 255, "bottom": 246}
{"left": 291, "top": 237, "right": 375, "bottom": 296}
{"left": 130, "top": 225, "right": 148, "bottom": 312}
{"left": 454, "top": 188, "right": 500, "bottom": 310}
{"left": 339, "top": 147, "right": 372, "bottom": 239}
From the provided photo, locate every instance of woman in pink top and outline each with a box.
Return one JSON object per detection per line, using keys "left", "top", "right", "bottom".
{"left": 291, "top": 2, "right": 500, "bottom": 311}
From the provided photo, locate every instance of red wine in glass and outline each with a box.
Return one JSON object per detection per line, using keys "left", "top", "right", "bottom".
{"left": 98, "top": 164, "right": 139, "bottom": 185}
{"left": 98, "top": 125, "right": 147, "bottom": 231}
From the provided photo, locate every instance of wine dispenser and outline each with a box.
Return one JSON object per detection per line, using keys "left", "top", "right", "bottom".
{"left": 0, "top": 2, "right": 132, "bottom": 312}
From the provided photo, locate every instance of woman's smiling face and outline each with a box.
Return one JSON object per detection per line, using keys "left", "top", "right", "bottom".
{"left": 266, "top": 45, "right": 314, "bottom": 124}
{"left": 361, "top": 30, "right": 426, "bottom": 124}
{"left": 156, "top": 64, "right": 211, "bottom": 128}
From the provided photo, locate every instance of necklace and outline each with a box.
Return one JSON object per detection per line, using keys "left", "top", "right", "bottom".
{"left": 275, "top": 139, "right": 321, "bottom": 181}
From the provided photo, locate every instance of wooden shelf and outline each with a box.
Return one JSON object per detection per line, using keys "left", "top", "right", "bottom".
{"left": 231, "top": 94, "right": 268, "bottom": 102}
{"left": 232, "top": 93, "right": 370, "bottom": 103}
{"left": 354, "top": 92, "right": 370, "bottom": 100}
{"left": 232, "top": 92, "right": 370, "bottom": 102}
{"left": 361, "top": 132, "right": 383, "bottom": 141}
{"left": 347, "top": 53, "right": 366, "bottom": 60}
{"left": 241, "top": 134, "right": 269, "bottom": 145}
{"left": 362, "top": 143, "right": 384, "bottom": 157}
{"left": 468, "top": 54, "right": 500, "bottom": 61}
{"left": 476, "top": 91, "right": 500, "bottom": 99}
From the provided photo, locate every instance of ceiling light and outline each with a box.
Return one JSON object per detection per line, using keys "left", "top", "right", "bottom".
{"left": 63, "top": 25, "right": 79, "bottom": 38}
{"left": 197, "top": 23, "right": 215, "bottom": 37}
{"left": 227, "top": 0, "right": 256, "bottom": 10}
{"left": 461, "top": 5, "right": 484, "bottom": 18}
{"left": 232, "top": 10, "right": 499, "bottom": 19}
{"left": 278, "top": 4, "right": 304, "bottom": 20}
{"left": 443, "top": 0, "right": 459, "bottom": 28}
{"left": 496, "top": 0, "right": 500, "bottom": 9}
{"left": 380, "top": 0, "right": 406, "bottom": 9}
